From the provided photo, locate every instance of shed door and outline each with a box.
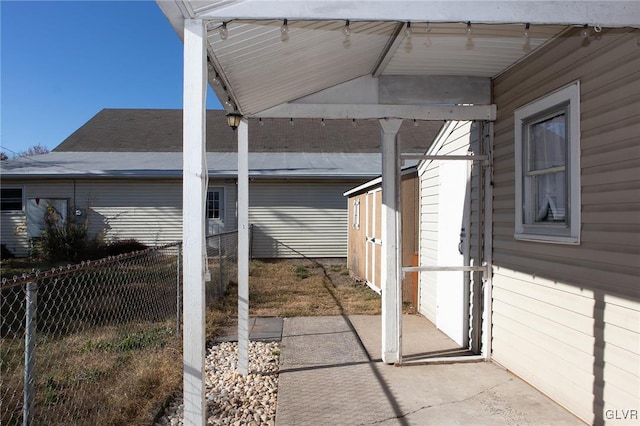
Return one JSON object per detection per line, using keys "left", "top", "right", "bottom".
{"left": 435, "top": 161, "right": 470, "bottom": 347}
{"left": 365, "top": 189, "right": 382, "bottom": 292}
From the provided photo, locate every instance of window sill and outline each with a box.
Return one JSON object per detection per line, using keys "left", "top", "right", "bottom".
{"left": 514, "top": 232, "right": 580, "bottom": 245}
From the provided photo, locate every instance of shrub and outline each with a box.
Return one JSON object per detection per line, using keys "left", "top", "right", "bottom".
{"left": 40, "top": 204, "right": 89, "bottom": 262}
{"left": 105, "top": 239, "right": 148, "bottom": 257}
{"left": 1, "top": 244, "right": 14, "bottom": 259}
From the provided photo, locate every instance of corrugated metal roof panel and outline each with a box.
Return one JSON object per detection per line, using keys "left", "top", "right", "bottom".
{"left": 384, "top": 23, "right": 567, "bottom": 77}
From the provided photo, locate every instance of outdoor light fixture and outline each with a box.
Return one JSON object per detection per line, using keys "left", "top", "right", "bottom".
{"left": 581, "top": 24, "right": 590, "bottom": 39}
{"left": 342, "top": 20, "right": 351, "bottom": 36}
{"left": 405, "top": 22, "right": 412, "bottom": 38}
{"left": 466, "top": 21, "right": 473, "bottom": 36}
{"left": 219, "top": 22, "right": 228, "bottom": 40}
{"left": 281, "top": 19, "right": 289, "bottom": 34}
{"left": 523, "top": 23, "right": 530, "bottom": 38}
{"left": 321, "top": 118, "right": 326, "bottom": 127}
{"left": 226, "top": 111, "right": 242, "bottom": 130}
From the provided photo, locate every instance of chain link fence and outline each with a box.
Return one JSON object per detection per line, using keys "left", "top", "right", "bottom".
{"left": 1, "top": 230, "right": 239, "bottom": 425}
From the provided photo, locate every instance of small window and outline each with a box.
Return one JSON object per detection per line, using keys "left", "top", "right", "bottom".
{"left": 1, "top": 188, "right": 23, "bottom": 211}
{"left": 353, "top": 199, "right": 360, "bottom": 230}
{"left": 514, "top": 82, "right": 581, "bottom": 244}
{"left": 206, "top": 189, "right": 224, "bottom": 220}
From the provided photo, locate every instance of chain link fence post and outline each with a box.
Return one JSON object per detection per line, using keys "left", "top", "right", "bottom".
{"left": 176, "top": 244, "right": 182, "bottom": 334}
{"left": 218, "top": 234, "right": 223, "bottom": 296}
{"left": 23, "top": 280, "right": 37, "bottom": 426}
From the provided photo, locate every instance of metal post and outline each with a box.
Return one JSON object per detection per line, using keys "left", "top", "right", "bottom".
{"left": 177, "top": 245, "right": 181, "bottom": 334}
{"left": 23, "top": 280, "right": 37, "bottom": 426}
{"left": 218, "top": 234, "right": 223, "bottom": 296}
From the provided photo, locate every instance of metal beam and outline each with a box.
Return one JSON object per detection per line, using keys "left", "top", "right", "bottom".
{"left": 182, "top": 17, "right": 207, "bottom": 426}
{"left": 187, "top": 1, "right": 640, "bottom": 28}
{"left": 379, "top": 76, "right": 491, "bottom": 105}
{"left": 255, "top": 104, "right": 496, "bottom": 121}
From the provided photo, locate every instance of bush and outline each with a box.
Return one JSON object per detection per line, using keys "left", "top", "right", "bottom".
{"left": 1, "top": 244, "right": 15, "bottom": 259}
{"left": 40, "top": 204, "right": 90, "bottom": 262}
{"left": 105, "top": 239, "right": 148, "bottom": 257}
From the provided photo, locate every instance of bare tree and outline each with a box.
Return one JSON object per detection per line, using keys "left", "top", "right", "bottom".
{"left": 17, "top": 144, "right": 50, "bottom": 157}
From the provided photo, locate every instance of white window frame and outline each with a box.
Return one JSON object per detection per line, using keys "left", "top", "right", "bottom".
{"left": 1, "top": 187, "right": 25, "bottom": 212}
{"left": 514, "top": 82, "right": 581, "bottom": 244}
{"left": 206, "top": 187, "right": 225, "bottom": 221}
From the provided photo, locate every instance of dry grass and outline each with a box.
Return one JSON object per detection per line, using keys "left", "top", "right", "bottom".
{"left": 2, "top": 259, "right": 376, "bottom": 425}
{"left": 212, "top": 259, "right": 381, "bottom": 319}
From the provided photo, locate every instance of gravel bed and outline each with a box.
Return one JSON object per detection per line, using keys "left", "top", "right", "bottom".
{"left": 156, "top": 341, "right": 280, "bottom": 426}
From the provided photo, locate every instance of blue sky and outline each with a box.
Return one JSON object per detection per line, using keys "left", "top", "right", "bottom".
{"left": 1, "top": 0, "right": 222, "bottom": 156}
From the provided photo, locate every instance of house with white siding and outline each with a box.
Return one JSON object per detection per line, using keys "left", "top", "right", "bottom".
{"left": 0, "top": 109, "right": 439, "bottom": 259}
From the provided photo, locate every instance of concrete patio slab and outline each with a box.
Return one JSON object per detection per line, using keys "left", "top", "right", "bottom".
{"left": 215, "top": 316, "right": 283, "bottom": 342}
{"left": 275, "top": 315, "right": 582, "bottom": 425}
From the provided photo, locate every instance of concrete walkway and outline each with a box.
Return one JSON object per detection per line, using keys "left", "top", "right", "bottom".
{"left": 275, "top": 315, "right": 582, "bottom": 426}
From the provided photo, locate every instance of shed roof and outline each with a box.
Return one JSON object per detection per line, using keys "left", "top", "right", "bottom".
{"left": 54, "top": 109, "right": 441, "bottom": 154}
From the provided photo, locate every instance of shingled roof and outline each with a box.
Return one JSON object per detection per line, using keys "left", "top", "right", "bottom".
{"left": 53, "top": 109, "right": 442, "bottom": 153}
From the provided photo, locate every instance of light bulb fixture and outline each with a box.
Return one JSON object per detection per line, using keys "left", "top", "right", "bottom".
{"left": 580, "top": 24, "right": 590, "bottom": 39}
{"left": 259, "top": 118, "right": 264, "bottom": 126}
{"left": 290, "top": 118, "right": 294, "bottom": 126}
{"left": 224, "top": 96, "right": 232, "bottom": 107}
{"left": 226, "top": 111, "right": 242, "bottom": 130}
{"left": 281, "top": 19, "right": 289, "bottom": 34}
{"left": 321, "top": 118, "right": 326, "bottom": 127}
{"left": 219, "top": 22, "right": 228, "bottom": 40}
{"left": 352, "top": 118, "right": 357, "bottom": 128}
{"left": 523, "top": 23, "right": 530, "bottom": 38}
{"left": 413, "top": 119, "right": 418, "bottom": 127}
{"left": 212, "top": 73, "right": 221, "bottom": 85}
{"left": 405, "top": 22, "right": 412, "bottom": 38}
{"left": 466, "top": 21, "right": 473, "bottom": 36}
{"left": 342, "top": 20, "right": 351, "bottom": 36}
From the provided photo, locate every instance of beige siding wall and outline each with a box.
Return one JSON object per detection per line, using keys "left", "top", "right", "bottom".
{"left": 249, "top": 181, "right": 359, "bottom": 258}
{"left": 491, "top": 28, "right": 640, "bottom": 424}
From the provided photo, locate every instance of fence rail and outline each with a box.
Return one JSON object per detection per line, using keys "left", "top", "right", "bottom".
{"left": 1, "top": 231, "right": 238, "bottom": 425}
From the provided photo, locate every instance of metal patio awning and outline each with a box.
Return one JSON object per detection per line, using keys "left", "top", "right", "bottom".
{"left": 158, "top": 0, "right": 639, "bottom": 118}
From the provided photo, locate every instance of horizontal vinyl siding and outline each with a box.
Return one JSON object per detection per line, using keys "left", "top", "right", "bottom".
{"left": 0, "top": 179, "right": 237, "bottom": 256}
{"left": 249, "top": 181, "right": 358, "bottom": 258}
{"left": 491, "top": 28, "right": 640, "bottom": 424}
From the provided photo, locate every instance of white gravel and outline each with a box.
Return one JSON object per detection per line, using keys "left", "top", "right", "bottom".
{"left": 156, "top": 341, "right": 280, "bottom": 426}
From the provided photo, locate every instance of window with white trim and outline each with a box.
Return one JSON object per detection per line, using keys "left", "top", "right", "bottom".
{"left": 206, "top": 189, "right": 224, "bottom": 220}
{"left": 514, "top": 82, "right": 581, "bottom": 244}
{"left": 1, "top": 188, "right": 23, "bottom": 211}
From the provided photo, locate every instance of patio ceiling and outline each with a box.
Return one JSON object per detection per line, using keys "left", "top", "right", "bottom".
{"left": 158, "top": 1, "right": 640, "bottom": 118}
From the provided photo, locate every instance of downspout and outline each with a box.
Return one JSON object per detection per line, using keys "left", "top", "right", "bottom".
{"left": 482, "top": 122, "right": 494, "bottom": 361}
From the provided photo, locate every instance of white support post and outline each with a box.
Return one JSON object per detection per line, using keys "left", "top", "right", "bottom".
{"left": 380, "top": 118, "right": 403, "bottom": 364}
{"left": 182, "top": 18, "right": 207, "bottom": 426}
{"left": 237, "top": 118, "right": 250, "bottom": 376}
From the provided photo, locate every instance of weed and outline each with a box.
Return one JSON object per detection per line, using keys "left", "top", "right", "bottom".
{"left": 294, "top": 266, "right": 309, "bottom": 280}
